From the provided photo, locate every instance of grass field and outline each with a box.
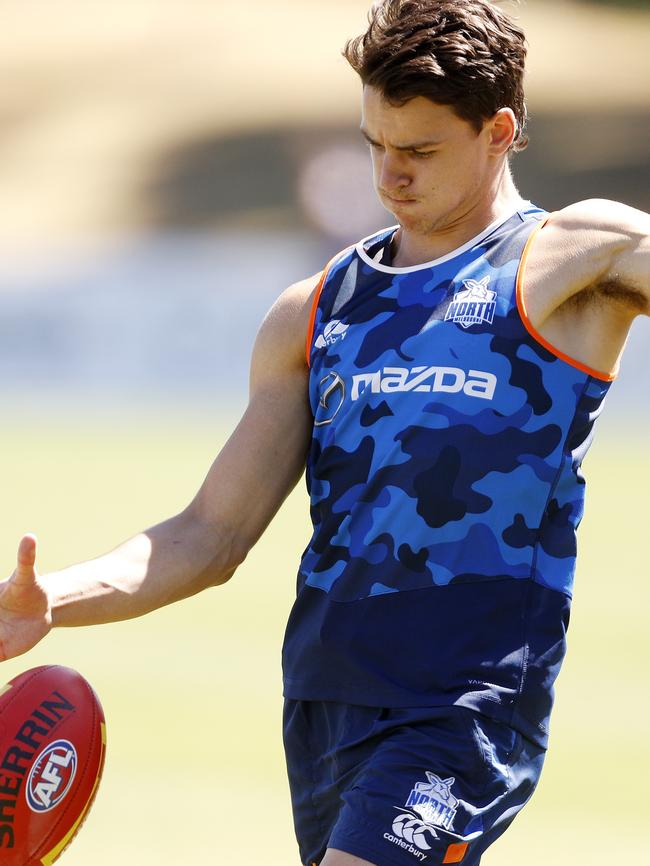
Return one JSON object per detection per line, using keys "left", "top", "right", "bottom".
{"left": 1, "top": 412, "right": 648, "bottom": 865}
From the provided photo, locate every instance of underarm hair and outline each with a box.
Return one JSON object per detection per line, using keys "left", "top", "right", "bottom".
{"left": 567, "top": 277, "right": 648, "bottom": 314}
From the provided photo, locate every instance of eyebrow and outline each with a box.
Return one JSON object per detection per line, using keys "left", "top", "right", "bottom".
{"left": 360, "top": 128, "right": 443, "bottom": 150}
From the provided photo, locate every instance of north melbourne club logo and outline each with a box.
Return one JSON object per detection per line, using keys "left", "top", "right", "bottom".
{"left": 384, "top": 772, "right": 460, "bottom": 860}
{"left": 445, "top": 276, "right": 497, "bottom": 329}
{"left": 406, "top": 772, "right": 459, "bottom": 832}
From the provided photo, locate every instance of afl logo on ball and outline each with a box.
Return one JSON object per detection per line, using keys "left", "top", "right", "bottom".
{"left": 26, "top": 739, "right": 78, "bottom": 813}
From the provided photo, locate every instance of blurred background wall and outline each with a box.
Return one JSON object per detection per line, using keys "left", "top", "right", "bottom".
{"left": 0, "top": 0, "right": 648, "bottom": 420}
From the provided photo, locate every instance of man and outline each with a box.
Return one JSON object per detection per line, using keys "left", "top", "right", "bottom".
{"left": 1, "top": 1, "right": 648, "bottom": 864}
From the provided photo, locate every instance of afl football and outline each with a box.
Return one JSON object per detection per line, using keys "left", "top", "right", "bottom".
{"left": 0, "top": 665, "right": 106, "bottom": 865}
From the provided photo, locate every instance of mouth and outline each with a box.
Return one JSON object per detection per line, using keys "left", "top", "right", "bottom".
{"left": 383, "top": 194, "right": 418, "bottom": 206}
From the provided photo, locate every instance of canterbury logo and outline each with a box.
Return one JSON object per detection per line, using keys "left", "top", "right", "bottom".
{"left": 387, "top": 812, "right": 438, "bottom": 856}
{"left": 351, "top": 366, "right": 496, "bottom": 401}
{"left": 314, "top": 320, "right": 349, "bottom": 349}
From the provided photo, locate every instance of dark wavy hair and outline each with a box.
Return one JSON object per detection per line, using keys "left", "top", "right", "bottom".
{"left": 344, "top": 0, "right": 529, "bottom": 151}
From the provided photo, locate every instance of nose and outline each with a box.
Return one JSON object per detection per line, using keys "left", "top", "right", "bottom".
{"left": 377, "top": 151, "right": 411, "bottom": 195}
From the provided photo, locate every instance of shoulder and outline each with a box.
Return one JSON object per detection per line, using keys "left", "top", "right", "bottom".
{"left": 252, "top": 271, "right": 323, "bottom": 376}
{"left": 546, "top": 198, "right": 649, "bottom": 243}
{"left": 257, "top": 242, "right": 358, "bottom": 369}
{"left": 262, "top": 271, "right": 323, "bottom": 333}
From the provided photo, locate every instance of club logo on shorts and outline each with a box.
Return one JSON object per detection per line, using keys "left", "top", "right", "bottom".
{"left": 445, "top": 276, "right": 496, "bottom": 328}
{"left": 383, "top": 772, "right": 460, "bottom": 861}
{"left": 26, "top": 739, "right": 77, "bottom": 813}
{"left": 406, "top": 772, "right": 458, "bottom": 831}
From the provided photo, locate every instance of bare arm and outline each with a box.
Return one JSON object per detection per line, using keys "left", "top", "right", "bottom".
{"left": 0, "top": 272, "right": 320, "bottom": 659}
{"left": 522, "top": 199, "right": 649, "bottom": 375}
{"left": 526, "top": 199, "right": 650, "bottom": 321}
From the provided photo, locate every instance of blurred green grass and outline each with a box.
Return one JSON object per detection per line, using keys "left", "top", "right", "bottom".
{"left": 1, "top": 413, "right": 648, "bottom": 865}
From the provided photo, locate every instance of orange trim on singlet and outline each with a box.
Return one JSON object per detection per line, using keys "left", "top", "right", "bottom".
{"left": 305, "top": 269, "right": 329, "bottom": 367}
{"left": 516, "top": 218, "right": 617, "bottom": 383}
{"left": 305, "top": 247, "right": 353, "bottom": 368}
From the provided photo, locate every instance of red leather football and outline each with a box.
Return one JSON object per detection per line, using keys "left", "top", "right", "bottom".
{"left": 0, "top": 665, "right": 106, "bottom": 866}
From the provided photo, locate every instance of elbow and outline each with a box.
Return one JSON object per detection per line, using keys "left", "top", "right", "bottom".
{"left": 181, "top": 503, "right": 250, "bottom": 589}
{"left": 211, "top": 535, "right": 249, "bottom": 586}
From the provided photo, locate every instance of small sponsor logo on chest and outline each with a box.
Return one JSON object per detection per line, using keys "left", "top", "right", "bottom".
{"left": 315, "top": 319, "right": 349, "bottom": 348}
{"left": 445, "top": 276, "right": 496, "bottom": 329}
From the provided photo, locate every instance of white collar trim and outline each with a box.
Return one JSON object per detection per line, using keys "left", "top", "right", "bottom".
{"left": 355, "top": 204, "right": 529, "bottom": 274}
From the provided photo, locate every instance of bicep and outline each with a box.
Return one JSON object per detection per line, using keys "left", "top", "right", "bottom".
{"left": 552, "top": 200, "right": 649, "bottom": 314}
{"left": 606, "top": 223, "right": 650, "bottom": 316}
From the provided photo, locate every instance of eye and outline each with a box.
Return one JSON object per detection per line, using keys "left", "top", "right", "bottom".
{"left": 412, "top": 150, "right": 436, "bottom": 159}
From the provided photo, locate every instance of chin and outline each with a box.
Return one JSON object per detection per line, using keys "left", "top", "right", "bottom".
{"left": 395, "top": 213, "right": 436, "bottom": 234}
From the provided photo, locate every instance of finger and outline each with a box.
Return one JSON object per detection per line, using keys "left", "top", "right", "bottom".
{"left": 15, "top": 533, "right": 38, "bottom": 581}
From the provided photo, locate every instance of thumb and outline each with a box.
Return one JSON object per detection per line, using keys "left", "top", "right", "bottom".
{"left": 15, "top": 534, "right": 38, "bottom": 582}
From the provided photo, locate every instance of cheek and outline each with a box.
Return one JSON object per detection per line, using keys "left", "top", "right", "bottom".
{"left": 423, "top": 153, "right": 478, "bottom": 194}
{"left": 419, "top": 161, "right": 456, "bottom": 195}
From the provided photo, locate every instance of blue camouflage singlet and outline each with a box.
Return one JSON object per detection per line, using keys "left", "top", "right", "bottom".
{"left": 282, "top": 204, "right": 615, "bottom": 748}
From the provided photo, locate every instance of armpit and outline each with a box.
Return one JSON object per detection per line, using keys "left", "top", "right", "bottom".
{"left": 597, "top": 277, "right": 648, "bottom": 313}
{"left": 566, "top": 277, "right": 648, "bottom": 315}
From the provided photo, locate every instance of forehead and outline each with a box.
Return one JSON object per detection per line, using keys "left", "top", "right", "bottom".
{"left": 361, "top": 85, "right": 470, "bottom": 143}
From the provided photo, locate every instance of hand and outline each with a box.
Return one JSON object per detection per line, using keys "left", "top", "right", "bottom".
{"left": 0, "top": 535, "right": 52, "bottom": 661}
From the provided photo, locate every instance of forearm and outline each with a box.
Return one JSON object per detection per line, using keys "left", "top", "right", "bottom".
{"left": 46, "top": 509, "right": 241, "bottom": 627}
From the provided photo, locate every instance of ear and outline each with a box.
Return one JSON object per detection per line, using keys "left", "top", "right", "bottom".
{"left": 487, "top": 108, "right": 517, "bottom": 155}
{"left": 443, "top": 777, "right": 456, "bottom": 787}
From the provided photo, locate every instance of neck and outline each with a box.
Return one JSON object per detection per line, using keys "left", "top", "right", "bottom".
{"left": 391, "top": 168, "right": 525, "bottom": 268}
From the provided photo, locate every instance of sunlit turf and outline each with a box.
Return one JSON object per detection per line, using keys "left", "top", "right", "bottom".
{"left": 1, "top": 411, "right": 648, "bottom": 865}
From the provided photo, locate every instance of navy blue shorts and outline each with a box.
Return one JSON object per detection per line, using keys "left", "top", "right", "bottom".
{"left": 283, "top": 701, "right": 545, "bottom": 866}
